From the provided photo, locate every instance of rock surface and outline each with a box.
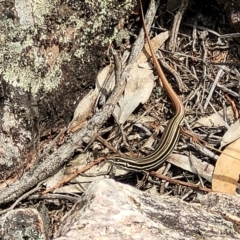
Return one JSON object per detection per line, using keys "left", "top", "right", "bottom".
{"left": 54, "top": 179, "right": 240, "bottom": 240}
{"left": 1, "top": 180, "right": 240, "bottom": 239}
{"left": 0, "top": 0, "right": 135, "bottom": 181}
{"left": 0, "top": 208, "right": 47, "bottom": 239}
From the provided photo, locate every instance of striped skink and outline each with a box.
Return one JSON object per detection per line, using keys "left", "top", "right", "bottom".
{"left": 109, "top": 1, "right": 185, "bottom": 171}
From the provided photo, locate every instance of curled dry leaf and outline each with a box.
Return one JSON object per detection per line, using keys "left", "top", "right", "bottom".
{"left": 114, "top": 31, "right": 170, "bottom": 124}
{"left": 69, "top": 31, "right": 170, "bottom": 130}
{"left": 212, "top": 138, "right": 240, "bottom": 194}
{"left": 68, "top": 65, "right": 112, "bottom": 132}
{"left": 137, "top": 31, "right": 170, "bottom": 64}
{"left": 113, "top": 62, "right": 154, "bottom": 124}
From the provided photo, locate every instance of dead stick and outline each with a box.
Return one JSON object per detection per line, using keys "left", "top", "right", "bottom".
{"left": 150, "top": 171, "right": 212, "bottom": 193}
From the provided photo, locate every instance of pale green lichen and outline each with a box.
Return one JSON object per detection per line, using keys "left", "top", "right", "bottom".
{"left": 0, "top": 0, "right": 134, "bottom": 97}
{"left": 32, "top": 0, "right": 54, "bottom": 26}
{"left": 0, "top": 0, "right": 59, "bottom": 96}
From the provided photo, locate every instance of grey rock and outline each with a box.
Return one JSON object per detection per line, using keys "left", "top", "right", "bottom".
{"left": 54, "top": 179, "right": 240, "bottom": 240}
{"left": 0, "top": 208, "right": 47, "bottom": 240}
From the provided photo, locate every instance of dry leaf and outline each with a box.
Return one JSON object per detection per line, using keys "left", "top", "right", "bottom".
{"left": 220, "top": 119, "right": 240, "bottom": 150}
{"left": 137, "top": 31, "right": 170, "bottom": 64}
{"left": 113, "top": 62, "right": 155, "bottom": 124}
{"left": 68, "top": 65, "right": 112, "bottom": 132}
{"left": 44, "top": 167, "right": 65, "bottom": 190}
{"left": 168, "top": 154, "right": 214, "bottom": 182}
{"left": 193, "top": 106, "right": 234, "bottom": 128}
{"left": 54, "top": 184, "right": 85, "bottom": 194}
{"left": 142, "top": 126, "right": 163, "bottom": 150}
{"left": 45, "top": 153, "right": 110, "bottom": 193}
{"left": 69, "top": 31, "right": 170, "bottom": 129}
{"left": 212, "top": 138, "right": 240, "bottom": 194}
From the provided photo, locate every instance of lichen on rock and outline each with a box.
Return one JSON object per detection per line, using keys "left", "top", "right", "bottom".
{"left": 0, "top": 0, "right": 135, "bottom": 96}
{"left": 0, "top": 0, "right": 135, "bottom": 179}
